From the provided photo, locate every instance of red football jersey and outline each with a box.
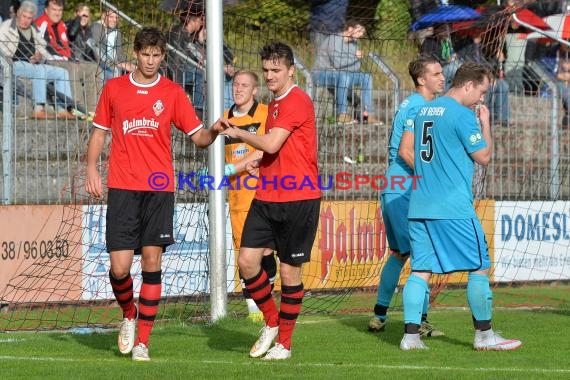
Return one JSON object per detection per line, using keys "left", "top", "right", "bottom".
{"left": 35, "top": 13, "right": 72, "bottom": 58}
{"left": 93, "top": 73, "right": 203, "bottom": 192}
{"left": 255, "top": 85, "right": 321, "bottom": 202}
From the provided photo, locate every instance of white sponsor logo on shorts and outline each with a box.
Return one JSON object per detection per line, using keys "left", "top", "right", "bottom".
{"left": 291, "top": 252, "right": 305, "bottom": 258}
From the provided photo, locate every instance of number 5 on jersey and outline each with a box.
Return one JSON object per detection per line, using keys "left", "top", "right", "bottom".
{"left": 420, "top": 121, "right": 434, "bottom": 162}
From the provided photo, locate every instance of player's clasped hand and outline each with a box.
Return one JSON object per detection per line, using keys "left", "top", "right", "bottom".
{"left": 213, "top": 117, "right": 234, "bottom": 133}
{"left": 476, "top": 103, "right": 490, "bottom": 127}
{"left": 220, "top": 124, "right": 241, "bottom": 139}
{"left": 245, "top": 160, "right": 260, "bottom": 176}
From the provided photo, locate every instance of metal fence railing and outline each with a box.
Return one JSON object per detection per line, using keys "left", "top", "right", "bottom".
{"left": 0, "top": 58, "right": 95, "bottom": 205}
{"left": 2, "top": 5, "right": 570, "bottom": 204}
{"left": 1, "top": 53, "right": 13, "bottom": 205}
{"left": 2, "top": 55, "right": 569, "bottom": 204}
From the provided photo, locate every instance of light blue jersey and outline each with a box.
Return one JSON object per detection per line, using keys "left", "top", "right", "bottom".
{"left": 382, "top": 93, "right": 426, "bottom": 195}
{"left": 409, "top": 96, "right": 487, "bottom": 219}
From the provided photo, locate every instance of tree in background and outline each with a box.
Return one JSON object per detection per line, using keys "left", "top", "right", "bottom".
{"left": 374, "top": 0, "right": 412, "bottom": 40}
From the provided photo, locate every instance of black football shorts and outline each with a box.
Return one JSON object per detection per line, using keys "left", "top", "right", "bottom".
{"left": 241, "top": 198, "right": 321, "bottom": 264}
{"left": 106, "top": 188, "right": 175, "bottom": 254}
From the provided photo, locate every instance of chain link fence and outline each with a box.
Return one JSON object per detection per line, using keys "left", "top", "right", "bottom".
{"left": 0, "top": 0, "right": 568, "bottom": 204}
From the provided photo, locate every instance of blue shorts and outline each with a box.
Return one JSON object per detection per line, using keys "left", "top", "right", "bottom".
{"left": 409, "top": 218, "right": 490, "bottom": 274}
{"left": 380, "top": 193, "right": 411, "bottom": 255}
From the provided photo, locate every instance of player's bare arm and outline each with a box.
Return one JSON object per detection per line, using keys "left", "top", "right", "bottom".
{"left": 85, "top": 128, "right": 107, "bottom": 198}
{"left": 222, "top": 126, "right": 290, "bottom": 154}
{"left": 470, "top": 104, "right": 493, "bottom": 166}
{"left": 398, "top": 131, "right": 415, "bottom": 169}
{"left": 190, "top": 117, "right": 233, "bottom": 147}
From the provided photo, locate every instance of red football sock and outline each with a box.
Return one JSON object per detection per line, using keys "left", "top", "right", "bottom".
{"left": 243, "top": 269, "right": 279, "bottom": 327}
{"left": 277, "top": 284, "right": 304, "bottom": 350}
{"left": 109, "top": 272, "right": 136, "bottom": 320}
{"left": 136, "top": 271, "right": 162, "bottom": 346}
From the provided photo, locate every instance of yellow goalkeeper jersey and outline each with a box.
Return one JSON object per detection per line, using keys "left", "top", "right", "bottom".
{"left": 224, "top": 101, "right": 267, "bottom": 212}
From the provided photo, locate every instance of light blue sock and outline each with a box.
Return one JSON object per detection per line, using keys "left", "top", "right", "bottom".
{"left": 467, "top": 272, "right": 493, "bottom": 321}
{"left": 403, "top": 274, "right": 429, "bottom": 325}
{"left": 375, "top": 255, "right": 406, "bottom": 313}
{"left": 422, "top": 288, "right": 430, "bottom": 317}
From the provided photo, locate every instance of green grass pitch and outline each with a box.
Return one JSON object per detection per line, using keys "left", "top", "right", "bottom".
{"left": 1, "top": 286, "right": 569, "bottom": 379}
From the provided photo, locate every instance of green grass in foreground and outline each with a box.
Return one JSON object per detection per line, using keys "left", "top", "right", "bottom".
{"left": 1, "top": 284, "right": 569, "bottom": 331}
{"left": 1, "top": 308, "right": 570, "bottom": 380}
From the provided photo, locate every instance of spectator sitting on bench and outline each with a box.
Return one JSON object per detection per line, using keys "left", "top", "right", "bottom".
{"left": 312, "top": 19, "right": 378, "bottom": 124}
{"left": 0, "top": 1, "right": 77, "bottom": 119}
{"left": 35, "top": 0, "right": 71, "bottom": 60}
{"left": 65, "top": 3, "right": 96, "bottom": 62}
{"left": 309, "top": 0, "right": 348, "bottom": 48}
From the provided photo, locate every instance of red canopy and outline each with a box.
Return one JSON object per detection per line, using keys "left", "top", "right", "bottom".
{"left": 512, "top": 8, "right": 551, "bottom": 30}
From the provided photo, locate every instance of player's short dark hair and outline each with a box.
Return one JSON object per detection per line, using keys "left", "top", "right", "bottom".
{"left": 134, "top": 27, "right": 167, "bottom": 54}
{"left": 260, "top": 42, "right": 294, "bottom": 68}
{"left": 408, "top": 56, "right": 440, "bottom": 87}
{"left": 451, "top": 61, "right": 492, "bottom": 88}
